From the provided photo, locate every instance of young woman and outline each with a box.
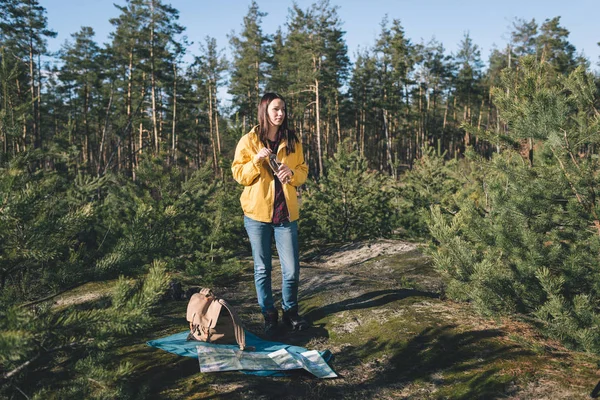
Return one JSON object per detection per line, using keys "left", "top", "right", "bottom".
{"left": 231, "top": 92, "right": 310, "bottom": 337}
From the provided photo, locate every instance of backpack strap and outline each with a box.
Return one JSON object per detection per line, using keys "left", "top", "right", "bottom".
{"left": 218, "top": 299, "right": 246, "bottom": 351}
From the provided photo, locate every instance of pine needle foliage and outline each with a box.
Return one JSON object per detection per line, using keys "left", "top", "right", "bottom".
{"left": 1, "top": 261, "right": 169, "bottom": 399}
{"left": 0, "top": 153, "right": 99, "bottom": 301}
{"left": 427, "top": 57, "right": 600, "bottom": 353}
{"left": 0, "top": 149, "right": 247, "bottom": 396}
{"left": 94, "top": 154, "right": 245, "bottom": 282}
{"left": 397, "top": 145, "right": 462, "bottom": 238}
{"left": 301, "top": 141, "right": 397, "bottom": 242}
{"left": 168, "top": 165, "right": 245, "bottom": 283}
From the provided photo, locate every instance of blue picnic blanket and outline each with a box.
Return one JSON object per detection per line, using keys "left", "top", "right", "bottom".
{"left": 147, "top": 330, "right": 333, "bottom": 377}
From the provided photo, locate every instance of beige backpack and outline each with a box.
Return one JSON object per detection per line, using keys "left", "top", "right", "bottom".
{"left": 186, "top": 288, "right": 246, "bottom": 351}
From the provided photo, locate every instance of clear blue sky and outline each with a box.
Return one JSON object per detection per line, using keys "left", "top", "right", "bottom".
{"left": 42, "top": 0, "right": 599, "bottom": 69}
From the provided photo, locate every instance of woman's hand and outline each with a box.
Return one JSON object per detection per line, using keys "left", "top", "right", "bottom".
{"left": 253, "top": 147, "right": 272, "bottom": 164}
{"left": 277, "top": 164, "right": 293, "bottom": 184}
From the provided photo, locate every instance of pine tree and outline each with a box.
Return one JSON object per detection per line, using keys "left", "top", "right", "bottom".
{"left": 374, "top": 17, "right": 413, "bottom": 174}
{"left": 348, "top": 49, "right": 377, "bottom": 159}
{"left": 0, "top": 46, "right": 29, "bottom": 161}
{"left": 537, "top": 17, "right": 577, "bottom": 75}
{"left": 484, "top": 45, "right": 511, "bottom": 144}
{"left": 510, "top": 17, "right": 579, "bottom": 75}
{"left": 145, "top": 0, "right": 185, "bottom": 154}
{"left": 108, "top": 0, "right": 151, "bottom": 176}
{"left": 302, "top": 141, "right": 397, "bottom": 242}
{"left": 399, "top": 145, "right": 461, "bottom": 237}
{"left": 279, "top": 0, "right": 349, "bottom": 177}
{"left": 57, "top": 27, "right": 104, "bottom": 172}
{"left": 194, "top": 37, "right": 228, "bottom": 175}
{"left": 454, "top": 32, "right": 484, "bottom": 150}
{"left": 428, "top": 57, "right": 600, "bottom": 353}
{"left": 0, "top": 156, "right": 98, "bottom": 299}
{"left": 266, "top": 27, "right": 287, "bottom": 95}
{"left": 107, "top": 0, "right": 185, "bottom": 175}
{"left": 228, "top": 0, "right": 271, "bottom": 131}
{"left": 0, "top": 261, "right": 170, "bottom": 398}
{"left": 511, "top": 18, "right": 538, "bottom": 59}
{"left": 414, "top": 39, "right": 455, "bottom": 157}
{"left": 0, "top": 0, "right": 56, "bottom": 151}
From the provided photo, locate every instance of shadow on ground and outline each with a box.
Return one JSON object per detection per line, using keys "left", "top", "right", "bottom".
{"left": 146, "top": 290, "right": 528, "bottom": 399}
{"left": 172, "top": 324, "right": 532, "bottom": 400}
{"left": 303, "top": 288, "right": 439, "bottom": 322}
{"left": 326, "top": 324, "right": 531, "bottom": 399}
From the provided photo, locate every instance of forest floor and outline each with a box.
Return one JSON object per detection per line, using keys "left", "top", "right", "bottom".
{"left": 66, "top": 239, "right": 600, "bottom": 399}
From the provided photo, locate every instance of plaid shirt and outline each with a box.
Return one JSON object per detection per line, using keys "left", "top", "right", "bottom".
{"left": 268, "top": 138, "right": 289, "bottom": 224}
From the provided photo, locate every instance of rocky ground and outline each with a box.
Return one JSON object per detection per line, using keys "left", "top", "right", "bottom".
{"left": 122, "top": 240, "right": 599, "bottom": 399}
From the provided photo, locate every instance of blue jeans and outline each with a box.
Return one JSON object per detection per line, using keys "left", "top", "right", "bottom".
{"left": 244, "top": 216, "right": 300, "bottom": 313}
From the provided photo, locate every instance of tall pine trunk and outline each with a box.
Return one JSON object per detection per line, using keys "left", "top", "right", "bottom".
{"left": 138, "top": 72, "right": 146, "bottom": 164}
{"left": 208, "top": 85, "right": 218, "bottom": 174}
{"left": 172, "top": 63, "right": 177, "bottom": 164}
{"left": 98, "top": 84, "right": 113, "bottom": 176}
{"left": 383, "top": 109, "right": 395, "bottom": 178}
{"left": 28, "top": 37, "right": 36, "bottom": 149}
{"left": 127, "top": 50, "right": 135, "bottom": 177}
{"left": 315, "top": 78, "right": 323, "bottom": 178}
{"left": 150, "top": 0, "right": 159, "bottom": 153}
{"left": 214, "top": 85, "right": 221, "bottom": 155}
{"left": 335, "top": 91, "right": 341, "bottom": 145}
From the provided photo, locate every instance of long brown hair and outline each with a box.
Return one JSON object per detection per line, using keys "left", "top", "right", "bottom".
{"left": 257, "top": 92, "right": 299, "bottom": 155}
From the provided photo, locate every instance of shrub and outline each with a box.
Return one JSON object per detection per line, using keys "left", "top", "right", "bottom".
{"left": 302, "top": 141, "right": 398, "bottom": 243}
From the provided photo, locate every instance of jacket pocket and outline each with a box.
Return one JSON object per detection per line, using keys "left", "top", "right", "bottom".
{"left": 241, "top": 184, "right": 255, "bottom": 214}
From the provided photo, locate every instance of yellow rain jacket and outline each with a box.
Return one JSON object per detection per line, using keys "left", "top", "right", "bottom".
{"left": 232, "top": 126, "right": 308, "bottom": 223}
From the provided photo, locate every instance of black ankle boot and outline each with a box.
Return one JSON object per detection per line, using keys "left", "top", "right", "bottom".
{"left": 282, "top": 307, "right": 310, "bottom": 331}
{"left": 262, "top": 309, "right": 279, "bottom": 338}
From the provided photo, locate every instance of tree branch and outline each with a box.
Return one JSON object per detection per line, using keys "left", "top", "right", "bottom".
{"left": 551, "top": 148, "right": 600, "bottom": 236}
{"left": 19, "top": 282, "right": 89, "bottom": 309}
{"left": 1, "top": 341, "right": 85, "bottom": 381}
{"left": 14, "top": 385, "right": 30, "bottom": 399}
